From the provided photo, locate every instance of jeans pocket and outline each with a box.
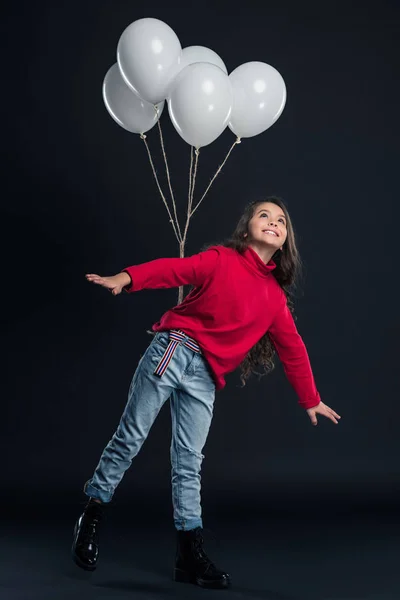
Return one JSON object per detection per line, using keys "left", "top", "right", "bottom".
{"left": 153, "top": 331, "right": 170, "bottom": 350}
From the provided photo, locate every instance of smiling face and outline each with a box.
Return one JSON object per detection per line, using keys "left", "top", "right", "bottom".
{"left": 246, "top": 202, "right": 288, "bottom": 250}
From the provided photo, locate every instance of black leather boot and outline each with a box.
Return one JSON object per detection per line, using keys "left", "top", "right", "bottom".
{"left": 71, "top": 498, "right": 105, "bottom": 571}
{"left": 174, "top": 527, "right": 231, "bottom": 589}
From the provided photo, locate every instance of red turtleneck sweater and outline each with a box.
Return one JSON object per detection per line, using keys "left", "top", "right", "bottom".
{"left": 122, "top": 245, "right": 321, "bottom": 410}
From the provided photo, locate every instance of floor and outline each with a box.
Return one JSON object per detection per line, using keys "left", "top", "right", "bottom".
{"left": 2, "top": 501, "right": 399, "bottom": 600}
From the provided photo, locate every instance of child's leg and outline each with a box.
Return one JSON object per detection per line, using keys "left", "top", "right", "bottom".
{"left": 169, "top": 351, "right": 230, "bottom": 588}
{"left": 169, "top": 354, "right": 216, "bottom": 531}
{"left": 84, "top": 332, "right": 179, "bottom": 503}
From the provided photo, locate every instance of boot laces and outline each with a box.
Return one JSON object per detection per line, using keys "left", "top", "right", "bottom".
{"left": 192, "top": 530, "right": 217, "bottom": 573}
{"left": 81, "top": 516, "right": 100, "bottom": 545}
{"left": 80, "top": 505, "right": 102, "bottom": 545}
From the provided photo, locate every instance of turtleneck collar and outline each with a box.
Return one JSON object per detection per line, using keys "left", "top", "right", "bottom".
{"left": 241, "top": 245, "right": 277, "bottom": 278}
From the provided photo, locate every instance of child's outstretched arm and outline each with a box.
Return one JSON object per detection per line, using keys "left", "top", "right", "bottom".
{"left": 268, "top": 301, "right": 341, "bottom": 426}
{"left": 85, "top": 246, "right": 221, "bottom": 295}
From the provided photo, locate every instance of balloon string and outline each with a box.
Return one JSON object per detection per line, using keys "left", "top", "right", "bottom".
{"left": 177, "top": 146, "right": 200, "bottom": 305}
{"left": 156, "top": 113, "right": 182, "bottom": 243}
{"left": 140, "top": 133, "right": 180, "bottom": 244}
{"left": 182, "top": 147, "right": 200, "bottom": 247}
{"left": 190, "top": 137, "right": 241, "bottom": 218}
{"left": 188, "top": 145, "right": 194, "bottom": 206}
{"left": 188, "top": 148, "right": 200, "bottom": 225}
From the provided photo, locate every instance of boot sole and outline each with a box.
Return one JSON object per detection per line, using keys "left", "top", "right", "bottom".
{"left": 174, "top": 567, "right": 230, "bottom": 589}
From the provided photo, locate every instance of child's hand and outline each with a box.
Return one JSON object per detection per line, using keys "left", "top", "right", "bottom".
{"left": 85, "top": 272, "right": 131, "bottom": 295}
{"left": 306, "top": 401, "right": 341, "bottom": 426}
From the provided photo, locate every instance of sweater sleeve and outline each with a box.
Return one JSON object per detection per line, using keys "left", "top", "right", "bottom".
{"left": 268, "top": 301, "right": 321, "bottom": 410}
{"left": 121, "top": 246, "right": 220, "bottom": 292}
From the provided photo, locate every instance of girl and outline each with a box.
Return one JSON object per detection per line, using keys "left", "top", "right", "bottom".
{"left": 72, "top": 196, "right": 341, "bottom": 589}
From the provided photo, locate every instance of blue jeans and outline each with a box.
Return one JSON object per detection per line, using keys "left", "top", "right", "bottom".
{"left": 83, "top": 330, "right": 216, "bottom": 531}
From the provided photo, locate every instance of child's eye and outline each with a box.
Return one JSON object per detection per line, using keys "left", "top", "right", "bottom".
{"left": 259, "top": 212, "right": 285, "bottom": 225}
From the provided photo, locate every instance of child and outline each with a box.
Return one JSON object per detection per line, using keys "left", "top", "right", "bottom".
{"left": 72, "top": 196, "right": 341, "bottom": 589}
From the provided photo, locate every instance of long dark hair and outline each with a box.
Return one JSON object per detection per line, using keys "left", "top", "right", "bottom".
{"left": 202, "top": 196, "right": 304, "bottom": 387}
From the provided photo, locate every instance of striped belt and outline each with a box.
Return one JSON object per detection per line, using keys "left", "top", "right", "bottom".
{"left": 154, "top": 330, "right": 202, "bottom": 377}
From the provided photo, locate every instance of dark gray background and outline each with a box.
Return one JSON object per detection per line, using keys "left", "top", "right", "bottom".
{"left": 2, "top": 0, "right": 399, "bottom": 520}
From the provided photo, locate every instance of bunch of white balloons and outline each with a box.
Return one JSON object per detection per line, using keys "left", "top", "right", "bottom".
{"left": 103, "top": 17, "right": 287, "bottom": 149}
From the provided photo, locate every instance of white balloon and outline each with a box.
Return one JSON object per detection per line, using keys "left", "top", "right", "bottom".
{"left": 102, "top": 63, "right": 164, "bottom": 134}
{"left": 182, "top": 45, "right": 227, "bottom": 73}
{"left": 167, "top": 45, "right": 227, "bottom": 96}
{"left": 228, "top": 62, "right": 287, "bottom": 138}
{"left": 168, "top": 62, "right": 233, "bottom": 148}
{"left": 117, "top": 18, "right": 182, "bottom": 105}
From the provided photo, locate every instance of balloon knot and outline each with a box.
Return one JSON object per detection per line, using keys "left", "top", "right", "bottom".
{"left": 195, "top": 148, "right": 200, "bottom": 156}
{"left": 236, "top": 137, "right": 241, "bottom": 144}
{"left": 140, "top": 133, "right": 147, "bottom": 140}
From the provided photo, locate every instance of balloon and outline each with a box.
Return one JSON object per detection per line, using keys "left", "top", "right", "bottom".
{"left": 117, "top": 17, "right": 182, "bottom": 105}
{"left": 166, "top": 45, "right": 227, "bottom": 95}
{"left": 102, "top": 63, "right": 164, "bottom": 134}
{"left": 182, "top": 45, "right": 227, "bottom": 73}
{"left": 228, "top": 62, "right": 286, "bottom": 138}
{"left": 168, "top": 62, "right": 233, "bottom": 148}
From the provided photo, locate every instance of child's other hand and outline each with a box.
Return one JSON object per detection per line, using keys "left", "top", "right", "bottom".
{"left": 85, "top": 273, "right": 128, "bottom": 295}
{"left": 306, "top": 401, "right": 341, "bottom": 426}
